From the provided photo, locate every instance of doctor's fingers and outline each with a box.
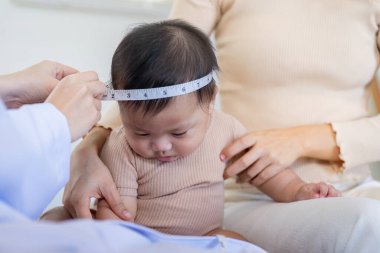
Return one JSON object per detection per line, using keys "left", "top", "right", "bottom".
{"left": 101, "top": 183, "right": 132, "bottom": 220}
{"left": 66, "top": 79, "right": 105, "bottom": 99}
{"left": 52, "top": 62, "right": 78, "bottom": 80}
{"left": 223, "top": 147, "right": 264, "bottom": 179}
{"left": 93, "top": 98, "right": 102, "bottom": 111}
{"left": 73, "top": 92, "right": 102, "bottom": 121}
{"left": 237, "top": 155, "right": 273, "bottom": 183}
{"left": 68, "top": 70, "right": 99, "bottom": 82}
{"left": 63, "top": 195, "right": 91, "bottom": 219}
{"left": 61, "top": 71, "right": 105, "bottom": 96}
{"left": 64, "top": 180, "right": 96, "bottom": 219}
{"left": 85, "top": 80, "right": 106, "bottom": 99}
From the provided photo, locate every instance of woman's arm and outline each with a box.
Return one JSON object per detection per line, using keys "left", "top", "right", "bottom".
{"left": 296, "top": 124, "right": 340, "bottom": 162}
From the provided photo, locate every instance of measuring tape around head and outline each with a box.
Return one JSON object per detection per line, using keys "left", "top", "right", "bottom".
{"left": 102, "top": 72, "right": 213, "bottom": 101}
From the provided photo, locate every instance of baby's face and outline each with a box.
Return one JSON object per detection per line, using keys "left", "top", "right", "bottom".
{"left": 121, "top": 94, "right": 212, "bottom": 162}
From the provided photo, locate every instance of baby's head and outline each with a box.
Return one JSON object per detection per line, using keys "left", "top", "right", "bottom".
{"left": 111, "top": 19, "right": 218, "bottom": 162}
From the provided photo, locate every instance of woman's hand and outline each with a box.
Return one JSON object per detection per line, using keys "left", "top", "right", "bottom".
{"left": 63, "top": 127, "right": 132, "bottom": 220}
{"left": 222, "top": 127, "right": 304, "bottom": 186}
{"left": 221, "top": 124, "right": 341, "bottom": 186}
{"left": 0, "top": 60, "right": 77, "bottom": 108}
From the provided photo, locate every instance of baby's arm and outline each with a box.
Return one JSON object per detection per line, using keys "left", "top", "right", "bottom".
{"left": 96, "top": 196, "right": 137, "bottom": 221}
{"left": 257, "top": 169, "right": 341, "bottom": 202}
{"left": 227, "top": 115, "right": 341, "bottom": 202}
{"left": 98, "top": 127, "right": 138, "bottom": 220}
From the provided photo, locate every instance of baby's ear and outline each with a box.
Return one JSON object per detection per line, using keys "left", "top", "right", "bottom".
{"left": 208, "top": 100, "right": 215, "bottom": 113}
{"left": 209, "top": 85, "right": 218, "bottom": 112}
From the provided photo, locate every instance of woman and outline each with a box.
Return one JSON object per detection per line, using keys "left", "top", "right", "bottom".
{"left": 64, "top": 0, "right": 380, "bottom": 252}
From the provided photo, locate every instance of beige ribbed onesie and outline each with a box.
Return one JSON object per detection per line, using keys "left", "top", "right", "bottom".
{"left": 100, "top": 111, "right": 245, "bottom": 235}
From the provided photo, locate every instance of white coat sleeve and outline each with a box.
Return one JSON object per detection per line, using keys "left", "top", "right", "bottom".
{"left": 0, "top": 101, "right": 71, "bottom": 220}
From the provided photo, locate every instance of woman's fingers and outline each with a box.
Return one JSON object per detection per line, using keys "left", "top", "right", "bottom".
{"left": 221, "top": 133, "right": 257, "bottom": 161}
{"left": 237, "top": 155, "right": 272, "bottom": 183}
{"left": 250, "top": 164, "right": 283, "bottom": 186}
{"left": 223, "top": 147, "right": 263, "bottom": 179}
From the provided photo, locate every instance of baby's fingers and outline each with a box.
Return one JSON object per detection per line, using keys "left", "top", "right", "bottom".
{"left": 294, "top": 184, "right": 320, "bottom": 201}
{"left": 327, "top": 185, "right": 342, "bottom": 197}
{"left": 317, "top": 182, "right": 329, "bottom": 197}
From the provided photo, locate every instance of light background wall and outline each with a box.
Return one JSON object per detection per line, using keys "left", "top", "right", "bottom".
{"left": 1, "top": 0, "right": 379, "bottom": 212}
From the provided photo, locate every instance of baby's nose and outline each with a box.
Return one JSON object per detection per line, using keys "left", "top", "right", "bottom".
{"left": 152, "top": 139, "right": 172, "bottom": 152}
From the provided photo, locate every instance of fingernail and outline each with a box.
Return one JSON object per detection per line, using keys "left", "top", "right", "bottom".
{"left": 220, "top": 154, "right": 226, "bottom": 161}
{"left": 122, "top": 211, "right": 131, "bottom": 218}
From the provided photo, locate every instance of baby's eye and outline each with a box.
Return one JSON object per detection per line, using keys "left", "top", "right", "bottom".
{"left": 135, "top": 133, "right": 150, "bottom": 137}
{"left": 172, "top": 131, "right": 187, "bottom": 137}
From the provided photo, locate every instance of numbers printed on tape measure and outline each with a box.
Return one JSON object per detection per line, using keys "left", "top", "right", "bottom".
{"left": 102, "top": 72, "right": 213, "bottom": 101}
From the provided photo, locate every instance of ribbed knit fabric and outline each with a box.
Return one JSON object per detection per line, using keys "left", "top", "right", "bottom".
{"left": 100, "top": 111, "right": 246, "bottom": 235}
{"left": 170, "top": 0, "right": 380, "bottom": 195}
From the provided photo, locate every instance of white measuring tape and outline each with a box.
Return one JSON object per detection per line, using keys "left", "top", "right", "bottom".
{"left": 102, "top": 72, "right": 213, "bottom": 101}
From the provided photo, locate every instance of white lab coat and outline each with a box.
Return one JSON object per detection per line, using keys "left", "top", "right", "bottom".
{"left": 0, "top": 101, "right": 70, "bottom": 220}
{"left": 0, "top": 100, "right": 264, "bottom": 253}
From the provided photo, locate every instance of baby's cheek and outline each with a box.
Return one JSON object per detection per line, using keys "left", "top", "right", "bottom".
{"left": 176, "top": 138, "right": 203, "bottom": 156}
{"left": 131, "top": 141, "right": 151, "bottom": 157}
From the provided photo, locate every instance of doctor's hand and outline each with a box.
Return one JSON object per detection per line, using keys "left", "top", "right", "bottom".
{"left": 0, "top": 60, "right": 77, "bottom": 108}
{"left": 46, "top": 71, "right": 105, "bottom": 142}
{"left": 63, "top": 127, "right": 132, "bottom": 220}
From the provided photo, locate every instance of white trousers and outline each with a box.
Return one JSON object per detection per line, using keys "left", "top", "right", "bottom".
{"left": 224, "top": 179, "right": 380, "bottom": 253}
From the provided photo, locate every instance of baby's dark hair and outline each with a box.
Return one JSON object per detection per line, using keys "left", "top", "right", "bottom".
{"left": 111, "top": 19, "right": 219, "bottom": 116}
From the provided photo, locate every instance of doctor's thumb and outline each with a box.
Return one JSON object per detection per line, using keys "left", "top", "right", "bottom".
{"left": 102, "top": 185, "right": 132, "bottom": 221}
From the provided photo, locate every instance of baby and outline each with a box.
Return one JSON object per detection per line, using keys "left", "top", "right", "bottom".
{"left": 95, "top": 20, "right": 341, "bottom": 238}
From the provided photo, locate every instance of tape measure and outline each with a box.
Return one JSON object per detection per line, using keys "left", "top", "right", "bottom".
{"left": 102, "top": 72, "right": 213, "bottom": 101}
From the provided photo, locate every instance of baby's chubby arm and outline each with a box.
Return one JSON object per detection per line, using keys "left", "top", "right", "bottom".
{"left": 96, "top": 196, "right": 137, "bottom": 221}
{"left": 257, "top": 169, "right": 341, "bottom": 202}
{"left": 96, "top": 127, "right": 139, "bottom": 221}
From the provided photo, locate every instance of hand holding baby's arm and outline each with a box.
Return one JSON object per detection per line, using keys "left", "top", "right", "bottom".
{"left": 295, "top": 182, "right": 342, "bottom": 201}
{"left": 96, "top": 196, "right": 137, "bottom": 221}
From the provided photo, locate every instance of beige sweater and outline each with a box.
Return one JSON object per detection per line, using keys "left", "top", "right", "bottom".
{"left": 100, "top": 111, "right": 245, "bottom": 235}
{"left": 169, "top": 0, "right": 380, "bottom": 195}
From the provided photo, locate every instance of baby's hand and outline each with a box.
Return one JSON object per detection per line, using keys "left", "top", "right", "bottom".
{"left": 295, "top": 182, "right": 342, "bottom": 201}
